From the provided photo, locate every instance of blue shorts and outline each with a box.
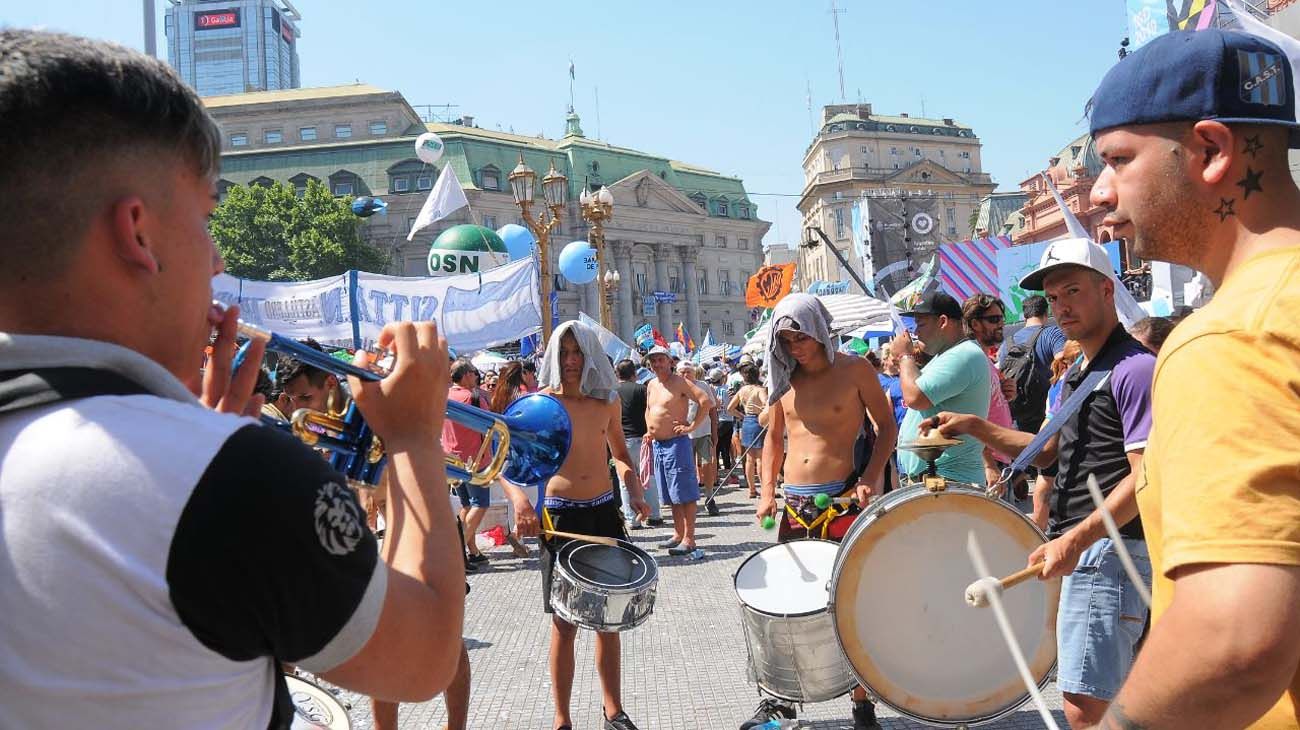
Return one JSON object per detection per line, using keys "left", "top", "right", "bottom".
{"left": 653, "top": 435, "right": 701, "bottom": 505}
{"left": 455, "top": 483, "right": 491, "bottom": 509}
{"left": 1056, "top": 537, "right": 1151, "bottom": 700}
{"left": 740, "top": 414, "right": 764, "bottom": 449}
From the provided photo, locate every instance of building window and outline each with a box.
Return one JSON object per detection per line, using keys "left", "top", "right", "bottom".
{"left": 333, "top": 181, "right": 354, "bottom": 196}
{"left": 890, "top": 147, "right": 898, "bottom": 155}
{"left": 739, "top": 205, "right": 750, "bottom": 219}
{"left": 723, "top": 321, "right": 736, "bottom": 336}
{"left": 697, "top": 270, "right": 709, "bottom": 295}
{"left": 635, "top": 272, "right": 648, "bottom": 294}
{"left": 299, "top": 126, "right": 317, "bottom": 142}
{"left": 480, "top": 167, "right": 500, "bottom": 191}
{"left": 230, "top": 133, "right": 248, "bottom": 147}
{"left": 914, "top": 147, "right": 922, "bottom": 157}
{"left": 690, "top": 193, "right": 707, "bottom": 209}
{"left": 717, "top": 200, "right": 729, "bottom": 217}
{"left": 264, "top": 129, "right": 282, "bottom": 144}
{"left": 334, "top": 124, "right": 352, "bottom": 139}
{"left": 407, "top": 217, "right": 418, "bottom": 230}
{"left": 715, "top": 235, "right": 727, "bottom": 248}
{"left": 669, "top": 266, "right": 681, "bottom": 294}
{"left": 289, "top": 173, "right": 317, "bottom": 197}
{"left": 392, "top": 177, "right": 410, "bottom": 193}
{"left": 417, "top": 175, "right": 433, "bottom": 190}
{"left": 482, "top": 215, "right": 497, "bottom": 229}
{"left": 553, "top": 274, "right": 567, "bottom": 292}
{"left": 718, "top": 270, "right": 731, "bottom": 296}
{"left": 835, "top": 207, "right": 846, "bottom": 239}
{"left": 739, "top": 238, "right": 749, "bottom": 250}
{"left": 368, "top": 120, "right": 387, "bottom": 136}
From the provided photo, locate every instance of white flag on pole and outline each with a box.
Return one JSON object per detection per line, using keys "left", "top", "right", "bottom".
{"left": 407, "top": 166, "right": 469, "bottom": 241}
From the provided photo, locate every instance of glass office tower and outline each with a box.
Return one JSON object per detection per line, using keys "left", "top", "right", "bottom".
{"left": 164, "top": 0, "right": 301, "bottom": 97}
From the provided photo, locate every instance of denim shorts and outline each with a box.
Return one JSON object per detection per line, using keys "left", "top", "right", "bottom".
{"left": 454, "top": 483, "right": 491, "bottom": 509}
{"left": 740, "top": 414, "right": 763, "bottom": 449}
{"left": 1056, "top": 537, "right": 1151, "bottom": 700}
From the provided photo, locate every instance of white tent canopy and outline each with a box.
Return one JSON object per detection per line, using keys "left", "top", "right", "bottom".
{"left": 742, "top": 292, "right": 892, "bottom": 355}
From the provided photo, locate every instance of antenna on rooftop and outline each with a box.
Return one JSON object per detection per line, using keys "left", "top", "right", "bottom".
{"left": 829, "top": 0, "right": 848, "bottom": 102}
{"left": 806, "top": 76, "right": 815, "bottom": 138}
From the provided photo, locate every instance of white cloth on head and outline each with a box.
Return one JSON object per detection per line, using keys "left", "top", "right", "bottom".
{"left": 539, "top": 320, "right": 619, "bottom": 402}
{"left": 765, "top": 293, "right": 835, "bottom": 405}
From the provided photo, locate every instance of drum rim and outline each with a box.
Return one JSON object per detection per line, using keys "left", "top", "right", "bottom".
{"left": 733, "top": 538, "right": 840, "bottom": 619}
{"left": 556, "top": 538, "right": 658, "bottom": 591}
{"left": 285, "top": 674, "right": 350, "bottom": 729}
{"left": 827, "top": 485, "right": 1058, "bottom": 726}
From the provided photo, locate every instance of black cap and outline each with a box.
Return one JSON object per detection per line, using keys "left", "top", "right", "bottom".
{"left": 899, "top": 290, "right": 961, "bottom": 319}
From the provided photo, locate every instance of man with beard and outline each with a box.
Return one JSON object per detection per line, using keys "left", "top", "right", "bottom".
{"left": 1082, "top": 29, "right": 1300, "bottom": 730}
{"left": 961, "top": 294, "right": 1018, "bottom": 491}
{"left": 924, "top": 238, "right": 1154, "bottom": 727}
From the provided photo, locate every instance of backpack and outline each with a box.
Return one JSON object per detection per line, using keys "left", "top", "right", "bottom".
{"left": 1001, "top": 326, "right": 1049, "bottom": 433}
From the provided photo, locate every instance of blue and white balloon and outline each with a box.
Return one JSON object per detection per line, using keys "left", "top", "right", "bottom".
{"left": 558, "top": 240, "right": 598, "bottom": 284}
{"left": 350, "top": 196, "right": 387, "bottom": 218}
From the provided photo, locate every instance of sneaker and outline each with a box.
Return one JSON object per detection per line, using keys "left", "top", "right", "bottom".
{"left": 667, "top": 543, "right": 696, "bottom": 556}
{"left": 468, "top": 553, "right": 489, "bottom": 565}
{"left": 603, "top": 709, "right": 640, "bottom": 730}
{"left": 628, "top": 520, "right": 646, "bottom": 531}
{"left": 647, "top": 518, "right": 666, "bottom": 527}
{"left": 852, "top": 699, "right": 881, "bottom": 730}
{"left": 659, "top": 538, "right": 681, "bottom": 550}
{"left": 740, "top": 698, "right": 796, "bottom": 730}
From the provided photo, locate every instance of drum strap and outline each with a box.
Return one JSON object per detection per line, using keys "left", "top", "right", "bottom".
{"left": 783, "top": 502, "right": 841, "bottom": 539}
{"left": 1001, "top": 368, "right": 1111, "bottom": 481}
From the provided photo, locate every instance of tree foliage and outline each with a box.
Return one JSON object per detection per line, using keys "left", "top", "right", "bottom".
{"left": 211, "top": 180, "right": 388, "bottom": 281}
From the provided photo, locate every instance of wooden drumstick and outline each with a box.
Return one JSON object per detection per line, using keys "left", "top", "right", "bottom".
{"left": 964, "top": 561, "right": 1046, "bottom": 608}
{"left": 542, "top": 529, "right": 620, "bottom": 547}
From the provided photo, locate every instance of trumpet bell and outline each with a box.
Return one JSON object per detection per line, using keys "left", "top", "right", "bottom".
{"left": 499, "top": 393, "right": 572, "bottom": 486}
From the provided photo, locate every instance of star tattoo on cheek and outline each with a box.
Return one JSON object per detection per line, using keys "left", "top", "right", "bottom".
{"left": 1243, "top": 135, "right": 1263, "bottom": 158}
{"left": 1236, "top": 167, "right": 1264, "bottom": 199}
{"left": 1214, "top": 197, "right": 1236, "bottom": 222}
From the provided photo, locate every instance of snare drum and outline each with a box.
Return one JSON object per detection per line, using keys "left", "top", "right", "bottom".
{"left": 287, "top": 675, "right": 351, "bottom": 730}
{"left": 735, "top": 539, "right": 857, "bottom": 703}
{"left": 550, "top": 538, "right": 658, "bottom": 632}
{"left": 829, "top": 484, "right": 1061, "bottom": 726}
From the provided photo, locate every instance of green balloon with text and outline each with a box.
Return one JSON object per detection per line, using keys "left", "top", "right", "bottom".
{"left": 427, "top": 224, "right": 509, "bottom": 277}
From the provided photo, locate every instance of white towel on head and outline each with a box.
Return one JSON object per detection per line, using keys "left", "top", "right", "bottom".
{"left": 540, "top": 320, "right": 619, "bottom": 402}
{"left": 766, "top": 293, "right": 835, "bottom": 405}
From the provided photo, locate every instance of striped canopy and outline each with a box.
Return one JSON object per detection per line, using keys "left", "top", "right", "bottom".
{"left": 742, "top": 292, "right": 891, "bottom": 355}
{"left": 937, "top": 236, "right": 1011, "bottom": 304}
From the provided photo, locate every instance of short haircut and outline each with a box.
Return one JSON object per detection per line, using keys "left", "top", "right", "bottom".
{"left": 739, "top": 363, "right": 761, "bottom": 385}
{"left": 615, "top": 359, "right": 637, "bottom": 380}
{"left": 451, "top": 359, "right": 477, "bottom": 384}
{"left": 521, "top": 360, "right": 537, "bottom": 375}
{"left": 0, "top": 30, "right": 221, "bottom": 284}
{"left": 1130, "top": 316, "right": 1176, "bottom": 352}
{"left": 277, "top": 359, "right": 328, "bottom": 390}
{"left": 1021, "top": 294, "right": 1049, "bottom": 319}
{"left": 961, "top": 293, "right": 1004, "bottom": 325}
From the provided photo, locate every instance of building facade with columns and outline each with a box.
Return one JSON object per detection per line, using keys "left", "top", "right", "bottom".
{"left": 797, "top": 103, "right": 996, "bottom": 295}
{"left": 204, "top": 84, "right": 769, "bottom": 345}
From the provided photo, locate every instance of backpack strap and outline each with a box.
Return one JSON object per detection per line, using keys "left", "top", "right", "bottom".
{"left": 0, "top": 368, "right": 152, "bottom": 416}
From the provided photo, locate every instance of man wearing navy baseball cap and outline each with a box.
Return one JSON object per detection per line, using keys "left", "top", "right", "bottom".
{"left": 1087, "top": 28, "right": 1300, "bottom": 730}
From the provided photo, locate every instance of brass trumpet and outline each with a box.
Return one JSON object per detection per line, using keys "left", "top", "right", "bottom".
{"left": 232, "top": 314, "right": 571, "bottom": 488}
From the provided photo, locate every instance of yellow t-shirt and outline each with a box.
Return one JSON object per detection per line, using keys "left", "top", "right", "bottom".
{"left": 1138, "top": 246, "right": 1300, "bottom": 729}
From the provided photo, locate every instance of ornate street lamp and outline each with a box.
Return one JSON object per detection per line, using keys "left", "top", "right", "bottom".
{"left": 510, "top": 155, "right": 567, "bottom": 345}
{"left": 580, "top": 185, "right": 617, "bottom": 331}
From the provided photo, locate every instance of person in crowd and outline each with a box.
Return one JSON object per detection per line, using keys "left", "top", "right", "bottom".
{"left": 877, "top": 343, "right": 907, "bottom": 429}
{"left": 924, "top": 238, "right": 1154, "bottom": 727}
{"left": 710, "top": 367, "right": 737, "bottom": 478}
{"left": 744, "top": 293, "right": 895, "bottom": 730}
{"left": 1128, "top": 315, "right": 1175, "bottom": 354}
{"left": 727, "top": 363, "right": 768, "bottom": 499}
{"left": 521, "top": 359, "right": 539, "bottom": 393}
{"left": 1084, "top": 28, "right": 1300, "bottom": 729}
{"left": 1029, "top": 339, "right": 1083, "bottom": 532}
{"left": 276, "top": 339, "right": 342, "bottom": 416}
{"left": 536, "top": 322, "right": 649, "bottom": 730}
{"left": 645, "top": 346, "right": 712, "bottom": 558}
{"left": 1000, "top": 294, "right": 1068, "bottom": 432}
{"left": 677, "top": 361, "right": 718, "bottom": 496}
{"left": 0, "top": 30, "right": 464, "bottom": 726}
{"left": 892, "top": 291, "right": 992, "bottom": 485}
{"left": 488, "top": 361, "right": 542, "bottom": 558}
{"left": 962, "top": 293, "right": 1019, "bottom": 492}
{"left": 445, "top": 359, "right": 492, "bottom": 567}
{"left": 613, "top": 358, "right": 662, "bottom": 529}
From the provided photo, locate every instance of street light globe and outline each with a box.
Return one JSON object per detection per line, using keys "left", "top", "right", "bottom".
{"left": 542, "top": 161, "right": 568, "bottom": 209}
{"left": 579, "top": 189, "right": 591, "bottom": 205}
{"left": 597, "top": 186, "right": 614, "bottom": 206}
{"left": 508, "top": 154, "right": 536, "bottom": 205}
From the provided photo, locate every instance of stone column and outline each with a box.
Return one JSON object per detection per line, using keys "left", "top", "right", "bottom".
{"left": 611, "top": 240, "right": 635, "bottom": 343}
{"left": 653, "top": 242, "right": 673, "bottom": 337}
{"left": 678, "top": 244, "right": 702, "bottom": 349}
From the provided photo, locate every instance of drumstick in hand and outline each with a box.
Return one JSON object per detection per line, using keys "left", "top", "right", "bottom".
{"left": 964, "top": 561, "right": 1046, "bottom": 608}
{"left": 542, "top": 529, "right": 620, "bottom": 547}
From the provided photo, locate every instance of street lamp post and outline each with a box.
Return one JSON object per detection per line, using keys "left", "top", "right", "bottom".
{"left": 509, "top": 154, "right": 568, "bottom": 346}
{"left": 580, "top": 186, "right": 617, "bottom": 332}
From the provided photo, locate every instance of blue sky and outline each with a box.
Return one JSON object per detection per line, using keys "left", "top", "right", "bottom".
{"left": 4, "top": 1, "right": 1130, "bottom": 248}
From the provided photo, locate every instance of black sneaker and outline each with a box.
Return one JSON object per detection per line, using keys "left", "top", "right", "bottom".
{"left": 740, "top": 698, "right": 796, "bottom": 730}
{"left": 603, "top": 709, "right": 640, "bottom": 730}
{"left": 853, "top": 699, "right": 882, "bottom": 730}
{"left": 647, "top": 518, "right": 666, "bottom": 527}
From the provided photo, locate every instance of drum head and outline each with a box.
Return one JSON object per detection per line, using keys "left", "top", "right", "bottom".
{"left": 735, "top": 539, "right": 840, "bottom": 616}
{"left": 287, "top": 675, "right": 351, "bottom": 730}
{"left": 561, "top": 540, "right": 655, "bottom": 590}
{"left": 831, "top": 489, "right": 1060, "bottom": 726}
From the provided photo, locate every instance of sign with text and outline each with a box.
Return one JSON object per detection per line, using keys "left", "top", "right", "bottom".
{"left": 642, "top": 297, "right": 657, "bottom": 316}
{"left": 194, "top": 8, "right": 240, "bottom": 30}
{"left": 652, "top": 290, "right": 677, "bottom": 303}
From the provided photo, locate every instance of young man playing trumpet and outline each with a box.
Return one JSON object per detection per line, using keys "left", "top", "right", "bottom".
{"left": 538, "top": 321, "right": 650, "bottom": 730}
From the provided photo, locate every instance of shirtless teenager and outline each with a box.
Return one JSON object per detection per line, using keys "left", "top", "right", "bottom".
{"left": 643, "top": 345, "right": 714, "bottom": 558}
{"left": 743, "top": 293, "right": 895, "bottom": 730}
{"left": 537, "top": 322, "right": 649, "bottom": 730}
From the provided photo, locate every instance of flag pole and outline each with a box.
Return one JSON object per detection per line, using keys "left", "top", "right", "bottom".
{"left": 802, "top": 225, "right": 876, "bottom": 297}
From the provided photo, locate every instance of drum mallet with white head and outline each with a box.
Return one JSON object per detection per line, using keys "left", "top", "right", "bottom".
{"left": 964, "top": 561, "right": 1046, "bottom": 608}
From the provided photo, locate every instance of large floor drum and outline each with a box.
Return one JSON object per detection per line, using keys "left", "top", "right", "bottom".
{"left": 829, "top": 485, "right": 1060, "bottom": 726}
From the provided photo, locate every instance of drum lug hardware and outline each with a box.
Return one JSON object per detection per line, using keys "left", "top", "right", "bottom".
{"left": 923, "top": 475, "right": 947, "bottom": 493}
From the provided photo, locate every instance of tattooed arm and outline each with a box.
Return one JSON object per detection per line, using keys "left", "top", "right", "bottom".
{"left": 1088, "top": 563, "right": 1300, "bottom": 730}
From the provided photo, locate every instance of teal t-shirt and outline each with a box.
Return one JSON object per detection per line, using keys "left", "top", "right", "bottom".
{"left": 897, "top": 339, "right": 993, "bottom": 484}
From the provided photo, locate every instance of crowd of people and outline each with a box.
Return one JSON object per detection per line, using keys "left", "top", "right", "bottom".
{"left": 1, "top": 24, "right": 1297, "bottom": 730}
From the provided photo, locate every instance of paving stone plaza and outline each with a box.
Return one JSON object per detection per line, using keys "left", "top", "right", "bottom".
{"left": 321, "top": 488, "right": 1066, "bottom": 729}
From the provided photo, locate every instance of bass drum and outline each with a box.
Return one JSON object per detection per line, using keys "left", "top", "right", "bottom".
{"left": 829, "top": 484, "right": 1060, "bottom": 727}
{"left": 287, "top": 675, "right": 351, "bottom": 730}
